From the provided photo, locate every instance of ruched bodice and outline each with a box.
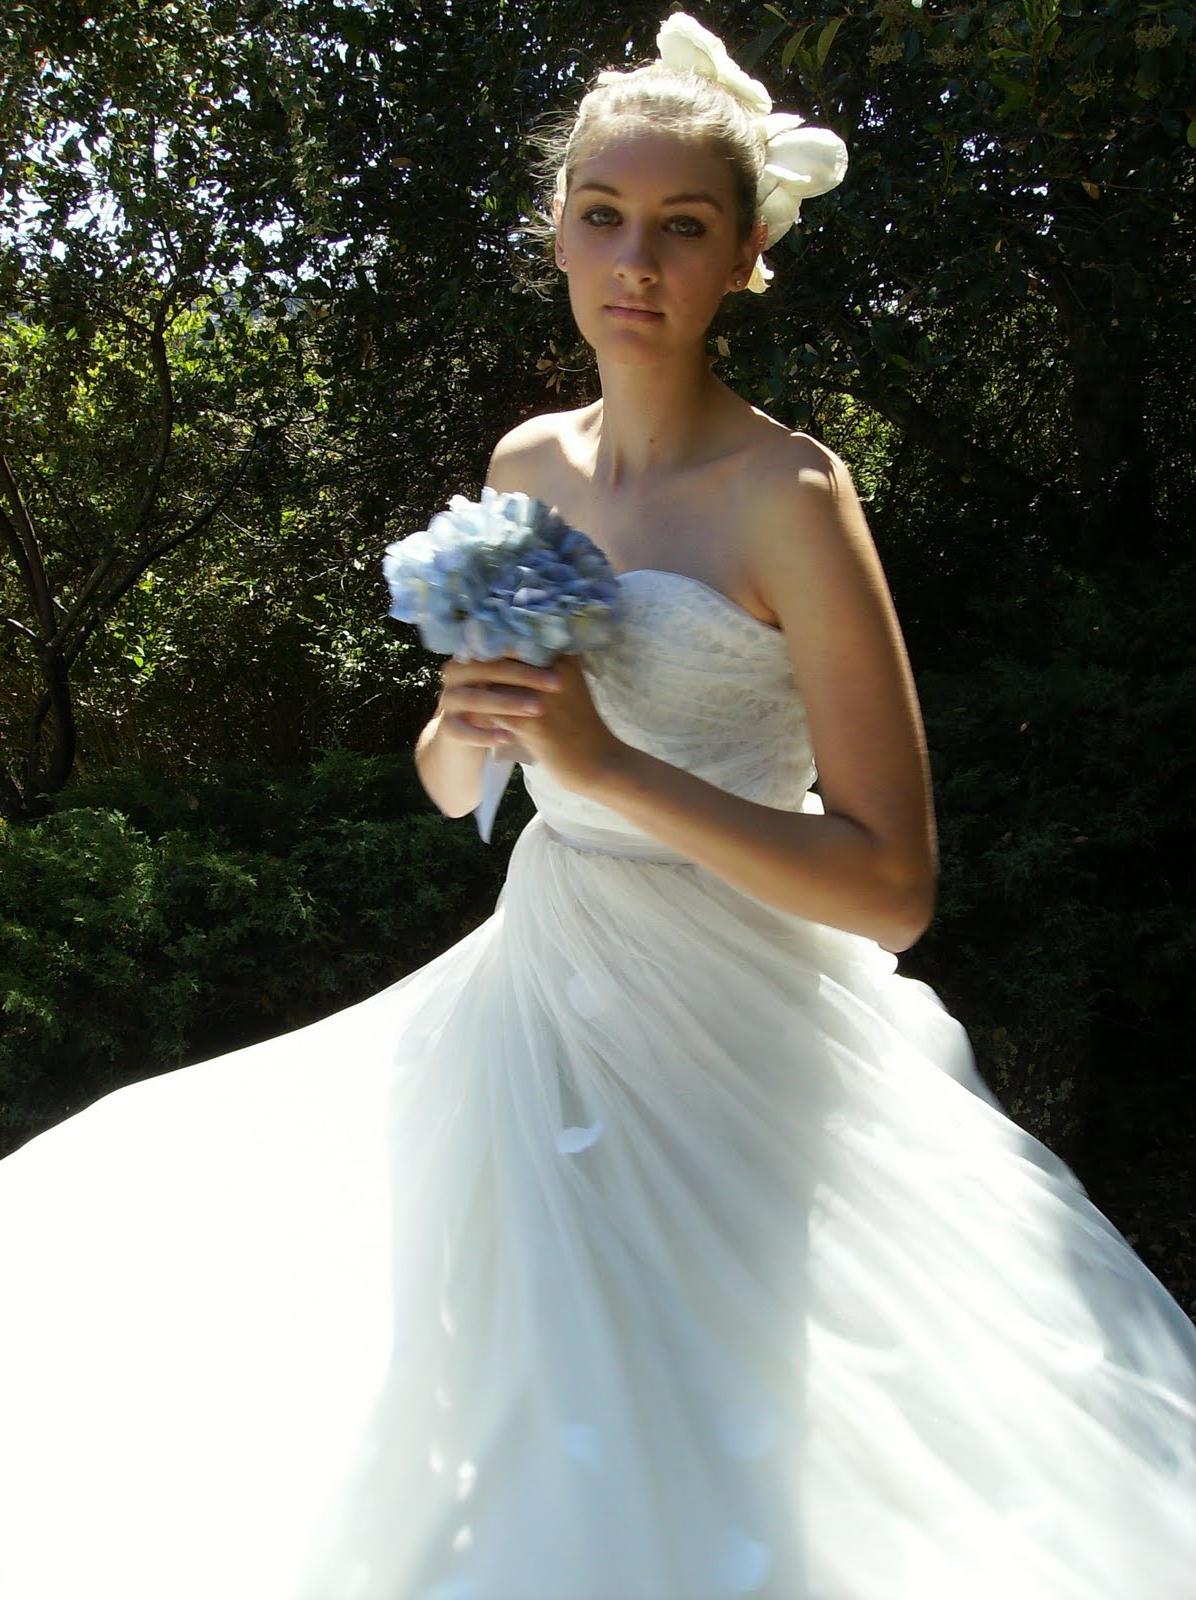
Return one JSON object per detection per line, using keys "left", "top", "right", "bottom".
{"left": 519, "top": 569, "right": 817, "bottom": 859}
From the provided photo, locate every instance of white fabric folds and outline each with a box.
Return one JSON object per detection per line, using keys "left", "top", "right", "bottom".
{"left": 0, "top": 569, "right": 1193, "bottom": 1598}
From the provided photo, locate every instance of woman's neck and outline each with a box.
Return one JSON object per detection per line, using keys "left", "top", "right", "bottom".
{"left": 583, "top": 354, "right": 738, "bottom": 489}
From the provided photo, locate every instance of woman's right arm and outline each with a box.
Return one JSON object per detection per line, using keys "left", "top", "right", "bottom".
{"left": 412, "top": 420, "right": 554, "bottom": 818}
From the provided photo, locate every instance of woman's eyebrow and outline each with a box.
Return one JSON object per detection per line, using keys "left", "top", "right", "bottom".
{"left": 573, "top": 181, "right": 724, "bottom": 213}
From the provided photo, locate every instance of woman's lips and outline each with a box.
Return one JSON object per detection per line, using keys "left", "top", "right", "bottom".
{"left": 605, "top": 305, "right": 664, "bottom": 321}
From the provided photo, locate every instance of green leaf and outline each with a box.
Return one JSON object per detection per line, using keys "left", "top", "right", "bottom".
{"left": 815, "top": 17, "right": 844, "bottom": 68}
{"left": 780, "top": 26, "right": 811, "bottom": 75}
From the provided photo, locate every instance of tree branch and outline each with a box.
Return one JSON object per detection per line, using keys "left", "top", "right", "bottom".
{"left": 64, "top": 424, "right": 265, "bottom": 674}
{"left": 0, "top": 458, "right": 56, "bottom": 636}
{"left": 3, "top": 615, "right": 41, "bottom": 647}
{"left": 47, "top": 549, "right": 119, "bottom": 657}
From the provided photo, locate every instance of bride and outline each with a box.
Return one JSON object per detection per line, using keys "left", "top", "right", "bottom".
{"left": 1, "top": 13, "right": 1193, "bottom": 1600}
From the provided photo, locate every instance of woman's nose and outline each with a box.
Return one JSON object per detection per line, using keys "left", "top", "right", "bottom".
{"left": 615, "top": 233, "right": 659, "bottom": 278}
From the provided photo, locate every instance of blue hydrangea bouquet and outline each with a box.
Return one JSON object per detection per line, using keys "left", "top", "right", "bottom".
{"left": 383, "top": 488, "right": 624, "bottom": 843}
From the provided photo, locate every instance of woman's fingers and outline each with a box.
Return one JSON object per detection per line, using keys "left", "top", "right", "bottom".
{"left": 440, "top": 712, "right": 505, "bottom": 747}
{"left": 441, "top": 684, "right": 544, "bottom": 721}
{"left": 440, "top": 707, "right": 533, "bottom": 749}
{"left": 442, "top": 657, "right": 562, "bottom": 693}
{"left": 437, "top": 657, "right": 562, "bottom": 751}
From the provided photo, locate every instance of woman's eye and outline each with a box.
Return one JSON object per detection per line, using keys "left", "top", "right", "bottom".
{"left": 580, "top": 207, "right": 704, "bottom": 237}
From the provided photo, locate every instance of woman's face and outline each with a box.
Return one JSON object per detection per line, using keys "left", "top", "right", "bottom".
{"left": 553, "top": 132, "right": 764, "bottom": 362}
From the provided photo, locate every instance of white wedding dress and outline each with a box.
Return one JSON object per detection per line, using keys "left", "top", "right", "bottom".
{"left": 1, "top": 569, "right": 1194, "bottom": 1600}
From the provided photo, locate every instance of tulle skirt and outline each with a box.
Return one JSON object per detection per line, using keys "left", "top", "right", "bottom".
{"left": 1, "top": 809, "right": 1193, "bottom": 1599}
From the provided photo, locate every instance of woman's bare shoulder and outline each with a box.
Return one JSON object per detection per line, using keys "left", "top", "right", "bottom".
{"left": 739, "top": 426, "right": 854, "bottom": 529}
{"left": 744, "top": 420, "right": 838, "bottom": 476}
{"left": 485, "top": 406, "right": 591, "bottom": 494}
{"left": 738, "top": 427, "right": 871, "bottom": 615}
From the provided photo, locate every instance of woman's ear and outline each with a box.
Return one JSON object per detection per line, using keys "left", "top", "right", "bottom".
{"left": 728, "top": 218, "right": 768, "bottom": 292}
{"left": 742, "top": 217, "right": 768, "bottom": 276}
{"left": 552, "top": 193, "right": 567, "bottom": 269}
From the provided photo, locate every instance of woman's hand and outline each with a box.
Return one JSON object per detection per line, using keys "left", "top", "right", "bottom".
{"left": 436, "top": 653, "right": 559, "bottom": 767}
{"left": 437, "top": 651, "right": 624, "bottom": 793}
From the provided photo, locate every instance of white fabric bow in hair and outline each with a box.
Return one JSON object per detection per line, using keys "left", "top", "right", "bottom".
{"left": 654, "top": 10, "right": 773, "bottom": 116}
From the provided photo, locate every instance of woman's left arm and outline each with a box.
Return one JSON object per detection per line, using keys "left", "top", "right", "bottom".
{"left": 586, "top": 438, "right": 939, "bottom": 954}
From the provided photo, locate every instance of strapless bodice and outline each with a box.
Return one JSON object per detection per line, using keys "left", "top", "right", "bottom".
{"left": 519, "top": 569, "right": 818, "bottom": 860}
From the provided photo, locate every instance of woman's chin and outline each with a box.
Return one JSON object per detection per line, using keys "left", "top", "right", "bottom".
{"left": 590, "top": 322, "right": 680, "bottom": 362}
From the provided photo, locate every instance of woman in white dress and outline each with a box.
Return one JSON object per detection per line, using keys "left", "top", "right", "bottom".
{"left": 1, "top": 14, "right": 1193, "bottom": 1600}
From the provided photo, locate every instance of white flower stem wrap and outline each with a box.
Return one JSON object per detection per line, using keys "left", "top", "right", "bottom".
{"left": 555, "top": 10, "right": 849, "bottom": 295}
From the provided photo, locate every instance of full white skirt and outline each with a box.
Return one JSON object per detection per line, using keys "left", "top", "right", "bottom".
{"left": 1, "top": 812, "right": 1194, "bottom": 1599}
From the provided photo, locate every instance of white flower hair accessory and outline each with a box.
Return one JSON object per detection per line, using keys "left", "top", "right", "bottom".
{"left": 555, "top": 10, "right": 849, "bottom": 295}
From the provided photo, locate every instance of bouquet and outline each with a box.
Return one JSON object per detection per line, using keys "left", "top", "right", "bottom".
{"left": 383, "top": 488, "right": 623, "bottom": 843}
